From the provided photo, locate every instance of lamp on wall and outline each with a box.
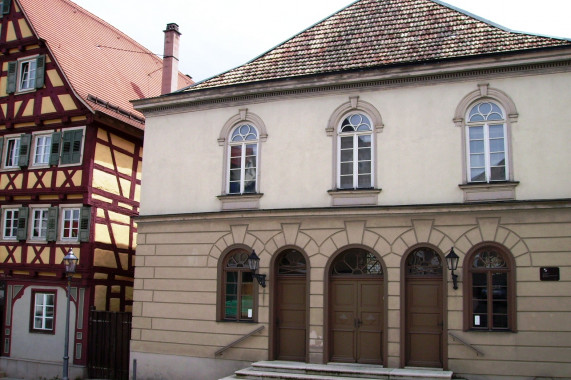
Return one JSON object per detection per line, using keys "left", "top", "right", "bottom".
{"left": 247, "top": 250, "right": 266, "bottom": 288}
{"left": 62, "top": 248, "right": 78, "bottom": 380}
{"left": 445, "top": 247, "right": 459, "bottom": 290}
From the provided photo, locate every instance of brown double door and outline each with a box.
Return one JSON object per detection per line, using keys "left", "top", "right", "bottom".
{"left": 330, "top": 278, "right": 383, "bottom": 364}
{"left": 405, "top": 278, "right": 443, "bottom": 367}
{"left": 275, "top": 276, "right": 306, "bottom": 361}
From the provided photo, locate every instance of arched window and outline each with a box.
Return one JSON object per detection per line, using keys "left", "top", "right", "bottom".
{"left": 331, "top": 248, "right": 383, "bottom": 276}
{"left": 405, "top": 247, "right": 442, "bottom": 277}
{"left": 220, "top": 249, "right": 257, "bottom": 322}
{"left": 464, "top": 245, "right": 516, "bottom": 331}
{"left": 228, "top": 124, "right": 258, "bottom": 194}
{"left": 338, "top": 113, "right": 374, "bottom": 189}
{"left": 465, "top": 101, "right": 508, "bottom": 183}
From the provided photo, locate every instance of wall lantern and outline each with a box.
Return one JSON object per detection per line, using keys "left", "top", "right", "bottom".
{"left": 62, "top": 248, "right": 78, "bottom": 380}
{"left": 247, "top": 250, "right": 266, "bottom": 288}
{"left": 445, "top": 247, "right": 459, "bottom": 290}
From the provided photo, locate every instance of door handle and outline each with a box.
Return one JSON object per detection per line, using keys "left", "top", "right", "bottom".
{"left": 355, "top": 318, "right": 362, "bottom": 328}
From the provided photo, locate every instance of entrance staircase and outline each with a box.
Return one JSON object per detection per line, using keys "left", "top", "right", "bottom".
{"left": 220, "top": 361, "right": 455, "bottom": 380}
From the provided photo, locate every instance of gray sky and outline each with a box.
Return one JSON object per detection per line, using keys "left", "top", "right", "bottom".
{"left": 71, "top": 0, "right": 571, "bottom": 82}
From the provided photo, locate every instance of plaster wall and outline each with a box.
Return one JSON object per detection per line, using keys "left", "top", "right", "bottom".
{"left": 140, "top": 72, "right": 571, "bottom": 216}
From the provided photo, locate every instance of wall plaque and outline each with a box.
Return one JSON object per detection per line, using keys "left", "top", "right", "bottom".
{"left": 540, "top": 267, "right": 560, "bottom": 281}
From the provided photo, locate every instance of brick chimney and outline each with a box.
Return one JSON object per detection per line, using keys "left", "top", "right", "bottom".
{"left": 161, "top": 23, "right": 181, "bottom": 95}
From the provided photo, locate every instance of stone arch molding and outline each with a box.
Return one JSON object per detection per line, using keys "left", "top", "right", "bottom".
{"left": 453, "top": 83, "right": 519, "bottom": 127}
{"left": 218, "top": 108, "right": 268, "bottom": 146}
{"left": 326, "top": 96, "right": 384, "bottom": 136}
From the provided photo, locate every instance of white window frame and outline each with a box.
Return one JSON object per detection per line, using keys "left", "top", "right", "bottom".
{"left": 465, "top": 102, "right": 509, "bottom": 183}
{"left": 30, "top": 207, "right": 49, "bottom": 241}
{"left": 60, "top": 207, "right": 81, "bottom": 241}
{"left": 337, "top": 113, "right": 375, "bottom": 189}
{"left": 32, "top": 291, "right": 56, "bottom": 332}
{"left": 17, "top": 57, "right": 37, "bottom": 92}
{"left": 31, "top": 132, "right": 52, "bottom": 167}
{"left": 2, "top": 207, "right": 19, "bottom": 240}
{"left": 227, "top": 124, "right": 259, "bottom": 195}
{"left": 2, "top": 135, "right": 21, "bottom": 169}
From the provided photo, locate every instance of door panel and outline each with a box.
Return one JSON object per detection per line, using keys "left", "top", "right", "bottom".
{"left": 331, "top": 279, "right": 383, "bottom": 364}
{"left": 406, "top": 279, "right": 443, "bottom": 367}
{"left": 276, "top": 278, "right": 306, "bottom": 361}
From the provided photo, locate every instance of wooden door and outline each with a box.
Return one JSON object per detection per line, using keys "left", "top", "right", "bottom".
{"left": 330, "top": 279, "right": 383, "bottom": 364}
{"left": 405, "top": 279, "right": 443, "bottom": 367}
{"left": 275, "top": 277, "right": 306, "bottom": 361}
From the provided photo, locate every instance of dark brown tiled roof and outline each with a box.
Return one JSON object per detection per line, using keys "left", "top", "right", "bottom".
{"left": 188, "top": 0, "right": 570, "bottom": 91}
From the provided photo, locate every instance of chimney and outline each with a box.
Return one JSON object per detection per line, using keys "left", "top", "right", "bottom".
{"left": 161, "top": 23, "right": 181, "bottom": 95}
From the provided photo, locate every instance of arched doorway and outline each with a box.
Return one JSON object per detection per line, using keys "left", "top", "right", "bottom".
{"left": 404, "top": 247, "right": 445, "bottom": 368}
{"left": 328, "top": 248, "right": 384, "bottom": 364}
{"left": 273, "top": 249, "right": 307, "bottom": 361}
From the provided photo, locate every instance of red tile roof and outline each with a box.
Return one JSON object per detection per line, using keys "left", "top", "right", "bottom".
{"left": 17, "top": 0, "right": 193, "bottom": 129}
{"left": 189, "top": 0, "right": 570, "bottom": 91}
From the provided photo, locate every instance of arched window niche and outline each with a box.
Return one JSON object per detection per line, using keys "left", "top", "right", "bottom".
{"left": 326, "top": 96, "right": 383, "bottom": 206}
{"left": 217, "top": 108, "right": 267, "bottom": 210}
{"left": 454, "top": 84, "right": 519, "bottom": 202}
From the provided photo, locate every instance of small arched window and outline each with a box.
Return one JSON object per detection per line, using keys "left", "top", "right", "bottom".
{"left": 228, "top": 124, "right": 258, "bottom": 194}
{"left": 464, "top": 245, "right": 516, "bottom": 331}
{"left": 220, "top": 249, "right": 257, "bottom": 322}
{"left": 338, "top": 113, "right": 374, "bottom": 189}
{"left": 465, "top": 101, "right": 508, "bottom": 183}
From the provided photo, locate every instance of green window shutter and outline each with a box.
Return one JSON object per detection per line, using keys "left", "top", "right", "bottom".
{"left": 46, "top": 207, "right": 58, "bottom": 242}
{"left": 2, "top": 0, "right": 11, "bottom": 15}
{"left": 16, "top": 207, "right": 28, "bottom": 241}
{"left": 34, "top": 55, "right": 45, "bottom": 89}
{"left": 0, "top": 137, "right": 4, "bottom": 164}
{"left": 6, "top": 61, "right": 17, "bottom": 94}
{"left": 61, "top": 129, "right": 83, "bottom": 165}
{"left": 78, "top": 207, "right": 91, "bottom": 242}
{"left": 49, "top": 131, "right": 61, "bottom": 165}
{"left": 18, "top": 133, "right": 31, "bottom": 168}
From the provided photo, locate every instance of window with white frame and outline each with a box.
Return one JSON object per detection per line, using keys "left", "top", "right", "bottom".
{"left": 227, "top": 124, "right": 258, "bottom": 194}
{"left": 18, "top": 58, "right": 37, "bottom": 91}
{"left": 31, "top": 291, "right": 55, "bottom": 333}
{"left": 2, "top": 208, "right": 18, "bottom": 239}
{"left": 338, "top": 113, "right": 374, "bottom": 189}
{"left": 3, "top": 136, "right": 20, "bottom": 169}
{"left": 466, "top": 101, "right": 508, "bottom": 183}
{"left": 31, "top": 208, "right": 48, "bottom": 240}
{"left": 61, "top": 207, "right": 80, "bottom": 240}
{"left": 32, "top": 134, "right": 52, "bottom": 166}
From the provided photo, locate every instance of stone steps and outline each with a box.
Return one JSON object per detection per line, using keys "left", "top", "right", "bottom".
{"left": 220, "top": 361, "right": 454, "bottom": 380}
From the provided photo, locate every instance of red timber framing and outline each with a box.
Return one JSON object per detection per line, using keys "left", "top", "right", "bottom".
{"left": 0, "top": 0, "right": 143, "bottom": 367}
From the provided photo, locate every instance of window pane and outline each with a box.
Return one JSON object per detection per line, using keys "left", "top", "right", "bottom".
{"left": 490, "top": 167, "right": 506, "bottom": 181}
{"left": 357, "top": 135, "right": 371, "bottom": 147}
{"left": 469, "top": 140, "right": 484, "bottom": 153}
{"left": 340, "top": 136, "right": 353, "bottom": 149}
{"left": 490, "top": 153, "right": 505, "bottom": 167}
{"left": 472, "top": 273, "right": 487, "bottom": 286}
{"left": 229, "top": 169, "right": 241, "bottom": 181}
{"left": 492, "top": 272, "right": 507, "bottom": 286}
{"left": 358, "top": 148, "right": 371, "bottom": 161}
{"left": 243, "top": 180, "right": 256, "bottom": 193}
{"left": 340, "top": 176, "right": 353, "bottom": 188}
{"left": 493, "top": 301, "right": 508, "bottom": 314}
{"left": 469, "top": 153, "right": 484, "bottom": 168}
{"left": 470, "top": 168, "right": 486, "bottom": 182}
{"left": 229, "top": 182, "right": 240, "bottom": 194}
{"left": 340, "top": 150, "right": 353, "bottom": 162}
{"left": 224, "top": 295, "right": 237, "bottom": 318}
{"left": 469, "top": 126, "right": 484, "bottom": 140}
{"left": 340, "top": 162, "right": 353, "bottom": 175}
{"left": 489, "top": 138, "right": 505, "bottom": 153}
{"left": 489, "top": 124, "right": 504, "bottom": 138}
{"left": 358, "top": 161, "right": 371, "bottom": 174}
{"left": 493, "top": 314, "right": 508, "bottom": 328}
{"left": 473, "top": 313, "right": 488, "bottom": 328}
{"left": 358, "top": 174, "right": 371, "bottom": 188}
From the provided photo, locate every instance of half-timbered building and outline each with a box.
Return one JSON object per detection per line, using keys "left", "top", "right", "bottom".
{"left": 0, "top": 0, "right": 192, "bottom": 378}
{"left": 131, "top": 0, "right": 571, "bottom": 379}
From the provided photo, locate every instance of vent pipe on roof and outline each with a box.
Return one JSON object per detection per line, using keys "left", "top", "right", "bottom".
{"left": 161, "top": 23, "right": 181, "bottom": 95}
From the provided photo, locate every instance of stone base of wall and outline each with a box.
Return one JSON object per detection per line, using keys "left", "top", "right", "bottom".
{"left": 0, "top": 357, "right": 86, "bottom": 380}
{"left": 130, "top": 351, "right": 251, "bottom": 380}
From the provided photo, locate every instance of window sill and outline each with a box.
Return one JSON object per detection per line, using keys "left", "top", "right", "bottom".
{"left": 217, "top": 193, "right": 263, "bottom": 210}
{"left": 459, "top": 181, "right": 519, "bottom": 202}
{"left": 328, "top": 188, "right": 381, "bottom": 206}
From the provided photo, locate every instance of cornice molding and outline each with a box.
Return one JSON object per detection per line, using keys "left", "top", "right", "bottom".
{"left": 132, "top": 49, "right": 571, "bottom": 117}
